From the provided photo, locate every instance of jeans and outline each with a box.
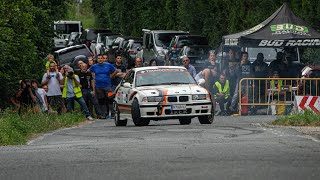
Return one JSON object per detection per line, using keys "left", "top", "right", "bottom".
{"left": 65, "top": 96, "right": 91, "bottom": 117}
{"left": 82, "top": 89, "right": 102, "bottom": 117}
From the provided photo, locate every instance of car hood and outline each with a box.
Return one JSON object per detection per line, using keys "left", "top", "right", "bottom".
{"left": 136, "top": 84, "right": 208, "bottom": 96}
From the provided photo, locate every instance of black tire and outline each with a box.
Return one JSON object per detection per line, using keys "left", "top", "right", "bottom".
{"left": 132, "top": 99, "right": 150, "bottom": 126}
{"left": 179, "top": 117, "right": 192, "bottom": 125}
{"left": 114, "top": 102, "right": 127, "bottom": 126}
{"left": 198, "top": 103, "right": 214, "bottom": 124}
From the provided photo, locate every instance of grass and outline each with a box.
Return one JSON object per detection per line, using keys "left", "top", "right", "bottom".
{"left": 0, "top": 110, "right": 85, "bottom": 146}
{"left": 272, "top": 110, "right": 320, "bottom": 126}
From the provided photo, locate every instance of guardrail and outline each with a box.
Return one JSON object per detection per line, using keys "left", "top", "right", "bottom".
{"left": 237, "top": 78, "right": 320, "bottom": 115}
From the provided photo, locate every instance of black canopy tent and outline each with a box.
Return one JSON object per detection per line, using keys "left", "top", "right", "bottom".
{"left": 222, "top": 3, "right": 320, "bottom": 48}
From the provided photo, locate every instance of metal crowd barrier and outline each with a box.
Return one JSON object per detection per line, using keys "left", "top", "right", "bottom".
{"left": 237, "top": 78, "right": 320, "bottom": 115}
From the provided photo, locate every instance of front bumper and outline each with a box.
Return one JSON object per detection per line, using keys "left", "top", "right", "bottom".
{"left": 139, "top": 102, "right": 212, "bottom": 119}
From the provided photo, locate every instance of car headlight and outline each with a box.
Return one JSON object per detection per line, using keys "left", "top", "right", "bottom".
{"left": 192, "top": 94, "right": 210, "bottom": 100}
{"left": 142, "top": 96, "right": 164, "bottom": 102}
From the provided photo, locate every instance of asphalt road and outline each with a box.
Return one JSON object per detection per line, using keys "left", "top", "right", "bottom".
{"left": 0, "top": 116, "right": 319, "bottom": 180}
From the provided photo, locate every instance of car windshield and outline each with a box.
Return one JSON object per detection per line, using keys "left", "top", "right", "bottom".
{"left": 186, "top": 46, "right": 211, "bottom": 57}
{"left": 135, "top": 69, "right": 196, "bottom": 87}
{"left": 177, "top": 37, "right": 208, "bottom": 48}
{"left": 155, "top": 33, "right": 188, "bottom": 48}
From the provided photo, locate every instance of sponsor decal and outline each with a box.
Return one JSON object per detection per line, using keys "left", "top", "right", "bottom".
{"left": 258, "top": 39, "right": 320, "bottom": 47}
{"left": 270, "top": 23, "right": 310, "bottom": 36}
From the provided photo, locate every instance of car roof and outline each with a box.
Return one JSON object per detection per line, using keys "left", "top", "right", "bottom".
{"left": 145, "top": 30, "right": 189, "bottom": 34}
{"left": 54, "top": 44, "right": 89, "bottom": 54}
{"left": 175, "top": 35, "right": 205, "bottom": 38}
{"left": 134, "top": 66, "right": 187, "bottom": 72}
{"left": 98, "top": 33, "right": 121, "bottom": 36}
{"left": 84, "top": 29, "right": 112, "bottom": 33}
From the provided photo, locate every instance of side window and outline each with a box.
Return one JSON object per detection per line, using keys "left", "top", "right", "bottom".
{"left": 122, "top": 71, "right": 134, "bottom": 84}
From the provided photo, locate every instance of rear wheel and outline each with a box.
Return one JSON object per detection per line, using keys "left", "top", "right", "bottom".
{"left": 114, "top": 102, "right": 127, "bottom": 126}
{"left": 179, "top": 117, "right": 192, "bottom": 125}
{"left": 132, "top": 99, "right": 150, "bottom": 126}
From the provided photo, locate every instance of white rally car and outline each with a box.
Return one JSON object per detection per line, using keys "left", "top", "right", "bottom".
{"left": 113, "top": 66, "right": 214, "bottom": 126}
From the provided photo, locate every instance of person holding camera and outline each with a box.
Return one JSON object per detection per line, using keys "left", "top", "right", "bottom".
{"left": 42, "top": 62, "right": 64, "bottom": 114}
{"left": 16, "top": 80, "right": 38, "bottom": 114}
{"left": 61, "top": 68, "right": 93, "bottom": 121}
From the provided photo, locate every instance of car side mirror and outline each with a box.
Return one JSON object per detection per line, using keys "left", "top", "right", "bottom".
{"left": 123, "top": 82, "right": 132, "bottom": 88}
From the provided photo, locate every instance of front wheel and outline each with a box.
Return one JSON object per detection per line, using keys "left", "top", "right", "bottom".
{"left": 114, "top": 102, "right": 127, "bottom": 126}
{"left": 198, "top": 104, "right": 214, "bottom": 124}
{"left": 132, "top": 99, "right": 150, "bottom": 126}
{"left": 179, "top": 117, "right": 192, "bottom": 125}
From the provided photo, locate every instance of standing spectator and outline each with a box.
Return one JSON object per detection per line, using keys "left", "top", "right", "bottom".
{"left": 230, "top": 52, "right": 255, "bottom": 113}
{"left": 31, "top": 79, "right": 48, "bottom": 112}
{"left": 89, "top": 54, "right": 117, "bottom": 119}
{"left": 182, "top": 55, "right": 196, "bottom": 78}
{"left": 269, "top": 52, "right": 284, "bottom": 74}
{"left": 149, "top": 59, "right": 158, "bottom": 66}
{"left": 78, "top": 63, "right": 103, "bottom": 118}
{"left": 41, "top": 62, "right": 64, "bottom": 114}
{"left": 88, "top": 56, "right": 95, "bottom": 68}
{"left": 134, "top": 57, "right": 143, "bottom": 68}
{"left": 213, "top": 74, "right": 231, "bottom": 116}
{"left": 103, "top": 54, "right": 109, "bottom": 63}
{"left": 202, "top": 50, "right": 219, "bottom": 94}
{"left": 61, "top": 68, "right": 93, "bottom": 121}
{"left": 77, "top": 60, "right": 84, "bottom": 69}
{"left": 112, "top": 55, "right": 126, "bottom": 90}
{"left": 16, "top": 80, "right": 38, "bottom": 114}
{"left": 252, "top": 53, "right": 268, "bottom": 102}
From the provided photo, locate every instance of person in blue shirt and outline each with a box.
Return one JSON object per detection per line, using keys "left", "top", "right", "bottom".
{"left": 88, "top": 54, "right": 117, "bottom": 119}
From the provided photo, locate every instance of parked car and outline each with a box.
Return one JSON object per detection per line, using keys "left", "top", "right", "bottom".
{"left": 177, "top": 45, "right": 212, "bottom": 72}
{"left": 107, "top": 36, "right": 132, "bottom": 64}
{"left": 113, "top": 66, "right": 214, "bottom": 126}
{"left": 65, "top": 32, "right": 80, "bottom": 47}
{"left": 165, "top": 35, "right": 209, "bottom": 66}
{"left": 123, "top": 38, "right": 143, "bottom": 69}
{"left": 54, "top": 44, "right": 92, "bottom": 73}
{"left": 136, "top": 29, "right": 189, "bottom": 66}
{"left": 90, "top": 33, "right": 122, "bottom": 57}
{"left": 77, "top": 29, "right": 112, "bottom": 48}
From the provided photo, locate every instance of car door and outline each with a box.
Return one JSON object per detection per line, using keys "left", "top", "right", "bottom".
{"left": 116, "top": 70, "right": 135, "bottom": 114}
{"left": 142, "top": 32, "right": 155, "bottom": 65}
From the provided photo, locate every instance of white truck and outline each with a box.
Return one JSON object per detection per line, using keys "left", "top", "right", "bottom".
{"left": 53, "top": 20, "right": 82, "bottom": 49}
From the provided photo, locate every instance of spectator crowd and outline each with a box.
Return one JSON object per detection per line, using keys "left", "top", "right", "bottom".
{"left": 12, "top": 49, "right": 303, "bottom": 119}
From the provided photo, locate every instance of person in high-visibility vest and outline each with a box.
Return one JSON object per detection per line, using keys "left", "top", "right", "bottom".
{"left": 213, "top": 74, "right": 231, "bottom": 116}
{"left": 61, "top": 68, "right": 93, "bottom": 121}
